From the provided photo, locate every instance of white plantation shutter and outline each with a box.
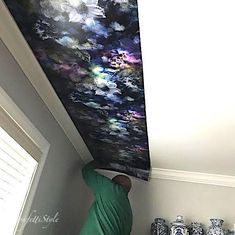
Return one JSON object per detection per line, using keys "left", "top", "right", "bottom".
{"left": 0, "top": 106, "right": 42, "bottom": 162}
{"left": 0, "top": 107, "right": 39, "bottom": 235}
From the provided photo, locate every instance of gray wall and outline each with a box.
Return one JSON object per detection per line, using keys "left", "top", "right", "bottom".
{"left": 129, "top": 178, "right": 235, "bottom": 235}
{"left": 0, "top": 40, "right": 92, "bottom": 234}
{"left": 97, "top": 170, "right": 235, "bottom": 235}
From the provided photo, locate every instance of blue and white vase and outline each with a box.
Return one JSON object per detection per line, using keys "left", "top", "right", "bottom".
{"left": 151, "top": 218, "right": 168, "bottom": 235}
{"left": 189, "top": 222, "right": 204, "bottom": 235}
{"left": 227, "top": 230, "right": 235, "bottom": 235}
{"left": 170, "top": 215, "right": 189, "bottom": 235}
{"left": 207, "top": 219, "right": 226, "bottom": 235}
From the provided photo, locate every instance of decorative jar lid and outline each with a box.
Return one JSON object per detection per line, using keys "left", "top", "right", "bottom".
{"left": 171, "top": 215, "right": 187, "bottom": 228}
{"left": 154, "top": 218, "right": 166, "bottom": 223}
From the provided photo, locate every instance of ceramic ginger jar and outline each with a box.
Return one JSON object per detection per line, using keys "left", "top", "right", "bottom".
{"left": 170, "top": 215, "right": 189, "bottom": 235}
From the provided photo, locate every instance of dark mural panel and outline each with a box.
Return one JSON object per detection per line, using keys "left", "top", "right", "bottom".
{"left": 4, "top": 0, "right": 150, "bottom": 180}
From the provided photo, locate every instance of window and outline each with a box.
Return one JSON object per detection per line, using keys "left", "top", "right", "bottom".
{"left": 0, "top": 127, "right": 38, "bottom": 235}
{"left": 0, "top": 87, "right": 50, "bottom": 235}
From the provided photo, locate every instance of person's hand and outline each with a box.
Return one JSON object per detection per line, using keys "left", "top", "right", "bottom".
{"left": 88, "top": 160, "right": 105, "bottom": 169}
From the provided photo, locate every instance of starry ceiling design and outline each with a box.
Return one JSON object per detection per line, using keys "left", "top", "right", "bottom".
{"left": 4, "top": 0, "right": 150, "bottom": 180}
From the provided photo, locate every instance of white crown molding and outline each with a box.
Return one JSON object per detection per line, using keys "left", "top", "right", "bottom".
{"left": 0, "top": 0, "right": 92, "bottom": 163}
{"left": 151, "top": 168, "right": 235, "bottom": 188}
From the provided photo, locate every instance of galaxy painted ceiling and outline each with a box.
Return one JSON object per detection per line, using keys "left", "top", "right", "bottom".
{"left": 4, "top": 0, "right": 150, "bottom": 179}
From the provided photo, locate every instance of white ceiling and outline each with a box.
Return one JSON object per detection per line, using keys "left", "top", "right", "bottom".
{"left": 1, "top": 0, "right": 235, "bottom": 177}
{"left": 138, "top": 0, "right": 235, "bottom": 175}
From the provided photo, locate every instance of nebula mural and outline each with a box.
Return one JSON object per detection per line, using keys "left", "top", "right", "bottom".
{"left": 4, "top": 0, "right": 150, "bottom": 179}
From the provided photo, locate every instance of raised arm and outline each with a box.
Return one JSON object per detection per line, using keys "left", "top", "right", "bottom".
{"left": 82, "top": 161, "right": 112, "bottom": 194}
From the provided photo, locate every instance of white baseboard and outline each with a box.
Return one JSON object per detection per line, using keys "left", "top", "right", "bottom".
{"left": 151, "top": 168, "right": 235, "bottom": 188}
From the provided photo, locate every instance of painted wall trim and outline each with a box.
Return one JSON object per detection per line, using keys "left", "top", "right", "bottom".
{"left": 151, "top": 168, "right": 235, "bottom": 188}
{"left": 0, "top": 0, "right": 92, "bottom": 163}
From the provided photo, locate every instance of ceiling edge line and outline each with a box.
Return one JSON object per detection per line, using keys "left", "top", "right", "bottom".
{"left": 0, "top": 0, "right": 93, "bottom": 163}
{"left": 151, "top": 167, "right": 235, "bottom": 188}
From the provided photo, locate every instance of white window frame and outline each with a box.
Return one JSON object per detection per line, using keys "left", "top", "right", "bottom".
{"left": 0, "top": 86, "right": 50, "bottom": 235}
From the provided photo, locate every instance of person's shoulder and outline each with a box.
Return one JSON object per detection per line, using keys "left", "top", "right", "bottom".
{"left": 109, "top": 181, "right": 129, "bottom": 196}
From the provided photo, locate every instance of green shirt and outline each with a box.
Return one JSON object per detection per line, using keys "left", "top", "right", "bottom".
{"left": 80, "top": 164, "right": 133, "bottom": 235}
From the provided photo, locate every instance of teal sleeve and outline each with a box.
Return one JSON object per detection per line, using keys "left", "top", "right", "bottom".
{"left": 82, "top": 163, "right": 113, "bottom": 194}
